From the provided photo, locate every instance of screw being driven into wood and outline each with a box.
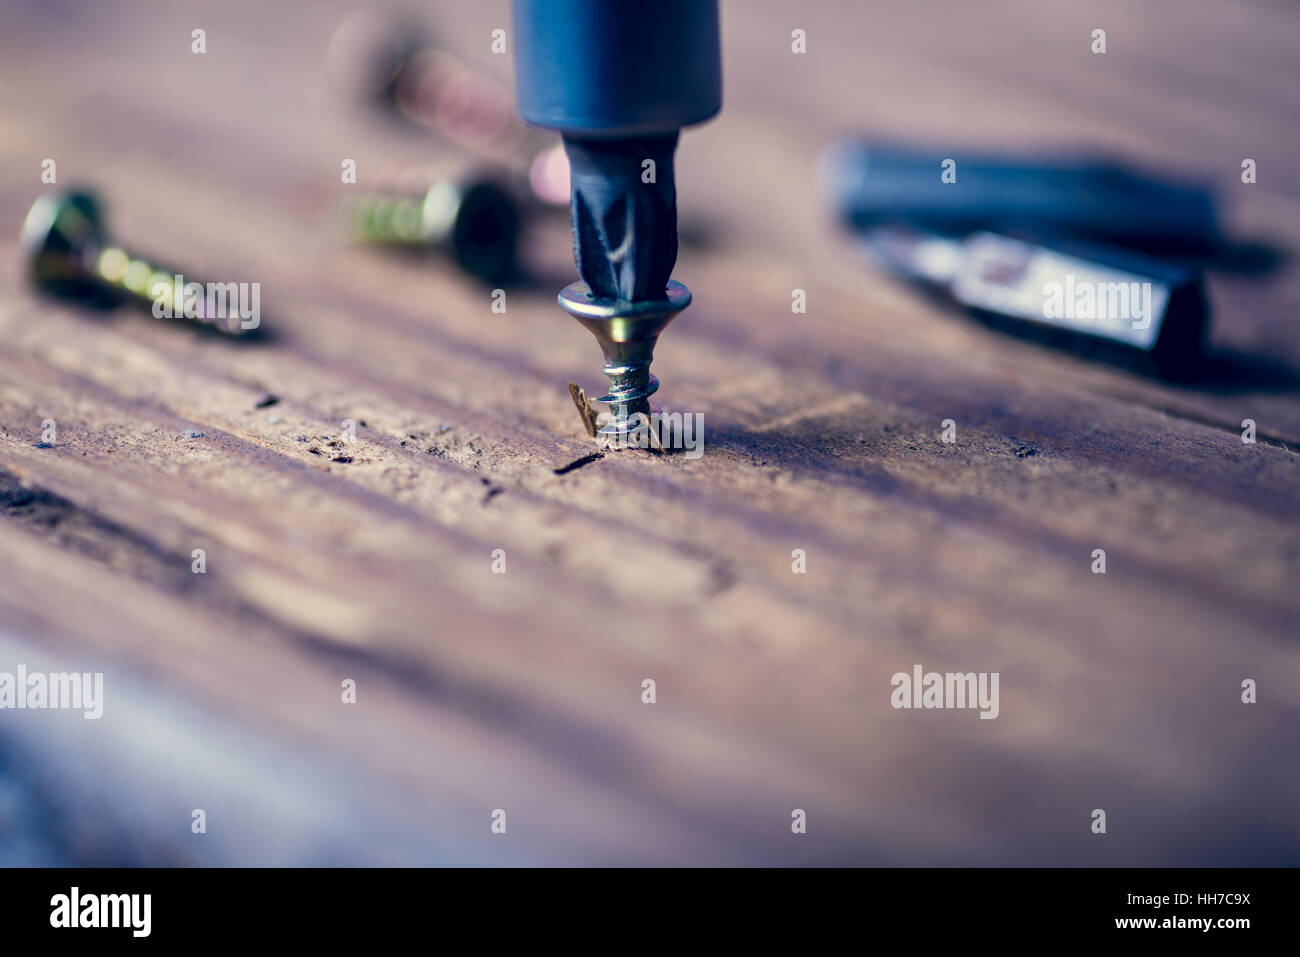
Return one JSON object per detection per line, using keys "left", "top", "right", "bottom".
{"left": 558, "top": 280, "right": 691, "bottom": 448}
{"left": 20, "top": 190, "right": 254, "bottom": 336}
{"left": 339, "top": 171, "right": 520, "bottom": 283}
{"left": 510, "top": 0, "right": 721, "bottom": 448}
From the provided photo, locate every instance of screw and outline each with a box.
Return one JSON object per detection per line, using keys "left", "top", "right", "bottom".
{"left": 19, "top": 189, "right": 253, "bottom": 335}
{"left": 340, "top": 171, "right": 520, "bottom": 283}
{"left": 555, "top": 137, "right": 691, "bottom": 449}
{"left": 325, "top": 10, "right": 427, "bottom": 105}
{"left": 558, "top": 280, "right": 691, "bottom": 448}
{"left": 327, "top": 13, "right": 569, "bottom": 209}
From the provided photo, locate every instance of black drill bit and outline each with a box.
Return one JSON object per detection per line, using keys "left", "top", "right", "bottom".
{"left": 563, "top": 134, "right": 679, "bottom": 302}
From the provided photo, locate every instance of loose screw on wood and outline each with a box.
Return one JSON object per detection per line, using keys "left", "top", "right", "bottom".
{"left": 20, "top": 189, "right": 254, "bottom": 336}
{"left": 340, "top": 171, "right": 520, "bottom": 283}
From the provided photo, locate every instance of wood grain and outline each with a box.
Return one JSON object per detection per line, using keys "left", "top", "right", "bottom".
{"left": 0, "top": 0, "right": 1296, "bottom": 865}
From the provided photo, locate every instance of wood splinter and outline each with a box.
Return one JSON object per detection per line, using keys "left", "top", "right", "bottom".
{"left": 568, "top": 382, "right": 599, "bottom": 438}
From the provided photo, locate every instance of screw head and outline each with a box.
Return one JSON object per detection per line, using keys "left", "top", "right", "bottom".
{"left": 425, "top": 178, "right": 519, "bottom": 283}
{"left": 558, "top": 279, "right": 691, "bottom": 354}
{"left": 19, "top": 190, "right": 107, "bottom": 296}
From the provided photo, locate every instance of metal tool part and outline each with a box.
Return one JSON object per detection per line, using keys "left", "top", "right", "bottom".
{"left": 563, "top": 134, "right": 679, "bottom": 302}
{"left": 340, "top": 172, "right": 520, "bottom": 283}
{"left": 823, "top": 141, "right": 1220, "bottom": 251}
{"left": 865, "top": 225, "right": 1209, "bottom": 378}
{"left": 20, "top": 190, "right": 254, "bottom": 336}
{"left": 510, "top": 0, "right": 721, "bottom": 445}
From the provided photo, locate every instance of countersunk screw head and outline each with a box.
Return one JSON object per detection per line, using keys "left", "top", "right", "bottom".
{"left": 19, "top": 189, "right": 107, "bottom": 298}
{"left": 439, "top": 179, "right": 520, "bottom": 283}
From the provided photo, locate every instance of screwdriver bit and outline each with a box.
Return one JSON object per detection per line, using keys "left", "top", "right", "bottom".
{"left": 564, "top": 134, "right": 679, "bottom": 303}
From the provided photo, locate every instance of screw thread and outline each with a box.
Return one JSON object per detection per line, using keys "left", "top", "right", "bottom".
{"left": 91, "top": 244, "right": 169, "bottom": 304}
{"left": 91, "top": 245, "right": 248, "bottom": 332}
{"left": 343, "top": 191, "right": 432, "bottom": 245}
{"left": 598, "top": 362, "right": 659, "bottom": 432}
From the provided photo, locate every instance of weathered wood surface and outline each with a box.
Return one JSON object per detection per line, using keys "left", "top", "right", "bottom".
{"left": 0, "top": 0, "right": 1297, "bottom": 865}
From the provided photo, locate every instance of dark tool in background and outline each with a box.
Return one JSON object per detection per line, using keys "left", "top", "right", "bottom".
{"left": 511, "top": 0, "right": 721, "bottom": 447}
{"left": 822, "top": 140, "right": 1233, "bottom": 379}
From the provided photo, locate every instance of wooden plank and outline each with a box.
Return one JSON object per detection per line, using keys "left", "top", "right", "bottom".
{"left": 0, "top": 0, "right": 1297, "bottom": 865}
